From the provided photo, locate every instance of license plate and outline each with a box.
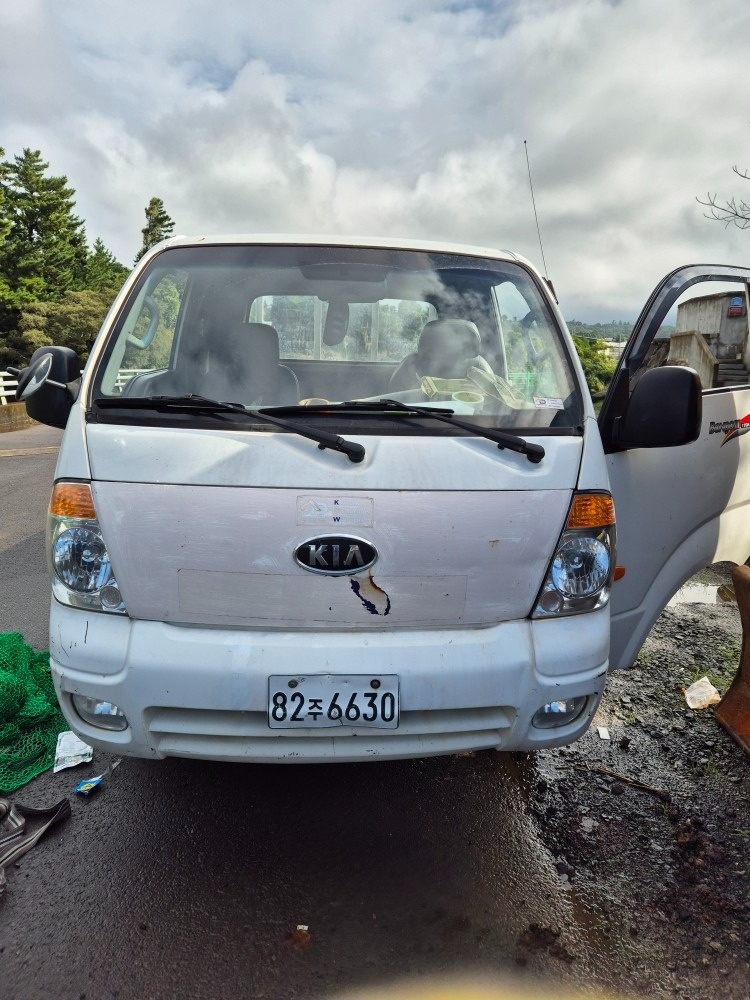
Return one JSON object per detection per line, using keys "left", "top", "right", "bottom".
{"left": 268, "top": 674, "right": 399, "bottom": 729}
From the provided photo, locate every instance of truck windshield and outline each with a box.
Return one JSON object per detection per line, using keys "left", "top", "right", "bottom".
{"left": 92, "top": 244, "right": 582, "bottom": 432}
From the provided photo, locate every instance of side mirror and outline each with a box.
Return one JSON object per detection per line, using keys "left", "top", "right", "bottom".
{"left": 8, "top": 346, "right": 82, "bottom": 429}
{"left": 614, "top": 365, "right": 701, "bottom": 449}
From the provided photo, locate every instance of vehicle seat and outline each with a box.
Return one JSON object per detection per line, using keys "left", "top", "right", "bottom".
{"left": 388, "top": 319, "right": 484, "bottom": 392}
{"left": 204, "top": 322, "right": 299, "bottom": 405}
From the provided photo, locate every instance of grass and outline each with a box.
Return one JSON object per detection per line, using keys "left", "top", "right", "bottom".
{"left": 716, "top": 641, "right": 741, "bottom": 669}
{"left": 689, "top": 642, "right": 741, "bottom": 690}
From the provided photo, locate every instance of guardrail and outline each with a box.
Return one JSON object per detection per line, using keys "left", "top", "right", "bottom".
{"left": 0, "top": 371, "right": 18, "bottom": 405}
{"left": 0, "top": 368, "right": 153, "bottom": 403}
{"left": 114, "top": 369, "right": 149, "bottom": 392}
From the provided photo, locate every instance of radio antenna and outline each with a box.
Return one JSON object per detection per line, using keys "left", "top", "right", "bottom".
{"left": 524, "top": 140, "right": 550, "bottom": 280}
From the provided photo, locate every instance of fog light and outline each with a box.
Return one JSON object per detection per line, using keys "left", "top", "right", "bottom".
{"left": 72, "top": 694, "right": 128, "bottom": 731}
{"left": 532, "top": 696, "right": 588, "bottom": 729}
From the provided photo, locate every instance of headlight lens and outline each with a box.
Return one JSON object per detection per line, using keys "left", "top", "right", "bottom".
{"left": 53, "top": 527, "right": 112, "bottom": 592}
{"left": 551, "top": 536, "right": 610, "bottom": 597}
{"left": 47, "top": 482, "right": 127, "bottom": 615}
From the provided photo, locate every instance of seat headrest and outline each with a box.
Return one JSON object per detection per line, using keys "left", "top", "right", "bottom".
{"left": 416, "top": 319, "right": 482, "bottom": 377}
{"left": 207, "top": 322, "right": 281, "bottom": 404}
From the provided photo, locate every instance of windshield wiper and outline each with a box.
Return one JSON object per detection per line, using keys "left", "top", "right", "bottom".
{"left": 262, "top": 398, "right": 545, "bottom": 464}
{"left": 92, "top": 394, "right": 365, "bottom": 464}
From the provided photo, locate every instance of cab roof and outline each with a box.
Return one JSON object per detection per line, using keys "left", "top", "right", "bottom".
{"left": 155, "top": 233, "right": 529, "bottom": 267}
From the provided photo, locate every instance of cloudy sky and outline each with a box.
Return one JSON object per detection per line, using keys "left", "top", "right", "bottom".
{"left": 1, "top": 0, "right": 749, "bottom": 320}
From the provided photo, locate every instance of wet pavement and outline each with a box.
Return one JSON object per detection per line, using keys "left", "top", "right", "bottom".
{"left": 4, "top": 752, "right": 622, "bottom": 1000}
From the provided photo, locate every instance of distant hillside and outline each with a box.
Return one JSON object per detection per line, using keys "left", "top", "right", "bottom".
{"left": 567, "top": 320, "right": 632, "bottom": 341}
{"left": 568, "top": 319, "right": 675, "bottom": 340}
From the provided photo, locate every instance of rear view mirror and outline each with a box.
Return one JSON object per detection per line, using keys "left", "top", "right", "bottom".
{"left": 13, "top": 353, "right": 55, "bottom": 400}
{"left": 614, "top": 366, "right": 701, "bottom": 449}
{"left": 8, "top": 346, "right": 82, "bottom": 429}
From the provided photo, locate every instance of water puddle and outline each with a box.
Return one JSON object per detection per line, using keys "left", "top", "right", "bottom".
{"left": 668, "top": 583, "right": 735, "bottom": 607}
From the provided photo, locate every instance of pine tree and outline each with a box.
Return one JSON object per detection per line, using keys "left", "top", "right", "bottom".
{"left": 86, "top": 237, "right": 129, "bottom": 291}
{"left": 0, "top": 148, "right": 10, "bottom": 251}
{"left": 0, "top": 148, "right": 88, "bottom": 308}
{"left": 0, "top": 148, "right": 89, "bottom": 365}
{"left": 134, "top": 197, "right": 175, "bottom": 262}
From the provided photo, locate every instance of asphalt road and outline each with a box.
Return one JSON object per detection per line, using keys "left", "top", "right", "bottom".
{"left": 0, "top": 424, "right": 63, "bottom": 647}
{"left": 0, "top": 426, "right": 646, "bottom": 1000}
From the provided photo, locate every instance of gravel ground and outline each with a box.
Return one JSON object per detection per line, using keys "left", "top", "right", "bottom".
{"left": 523, "top": 564, "right": 750, "bottom": 999}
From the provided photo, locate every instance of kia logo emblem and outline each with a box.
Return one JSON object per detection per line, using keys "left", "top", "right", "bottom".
{"left": 294, "top": 535, "right": 378, "bottom": 576}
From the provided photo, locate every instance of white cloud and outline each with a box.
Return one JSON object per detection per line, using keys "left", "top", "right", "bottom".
{"left": 1, "top": 0, "right": 749, "bottom": 318}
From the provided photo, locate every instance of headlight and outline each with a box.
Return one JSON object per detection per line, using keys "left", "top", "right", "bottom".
{"left": 53, "top": 527, "right": 112, "bottom": 592}
{"left": 47, "top": 482, "right": 127, "bottom": 614}
{"left": 533, "top": 493, "right": 615, "bottom": 618}
{"left": 551, "top": 536, "right": 610, "bottom": 597}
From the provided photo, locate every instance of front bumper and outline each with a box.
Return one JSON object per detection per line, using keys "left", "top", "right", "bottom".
{"left": 50, "top": 600, "right": 609, "bottom": 762}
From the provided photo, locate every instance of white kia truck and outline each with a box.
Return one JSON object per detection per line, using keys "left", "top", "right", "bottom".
{"left": 12, "top": 237, "right": 750, "bottom": 762}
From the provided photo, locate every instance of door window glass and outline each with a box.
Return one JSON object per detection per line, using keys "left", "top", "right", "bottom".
{"left": 634, "top": 280, "right": 750, "bottom": 390}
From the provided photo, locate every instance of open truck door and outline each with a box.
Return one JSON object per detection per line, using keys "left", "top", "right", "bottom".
{"left": 600, "top": 264, "right": 750, "bottom": 670}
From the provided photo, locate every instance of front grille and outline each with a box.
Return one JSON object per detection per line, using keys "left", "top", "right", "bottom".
{"left": 145, "top": 705, "right": 514, "bottom": 760}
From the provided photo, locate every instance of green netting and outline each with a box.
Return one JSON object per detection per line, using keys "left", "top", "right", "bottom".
{"left": 0, "top": 632, "right": 67, "bottom": 794}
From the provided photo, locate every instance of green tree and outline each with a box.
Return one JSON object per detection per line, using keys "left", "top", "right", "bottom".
{"left": 0, "top": 147, "right": 10, "bottom": 252}
{"left": 134, "top": 197, "right": 175, "bottom": 262}
{"left": 17, "top": 288, "right": 119, "bottom": 362}
{"left": 0, "top": 148, "right": 88, "bottom": 310}
{"left": 0, "top": 148, "right": 89, "bottom": 365}
{"left": 572, "top": 335, "right": 616, "bottom": 396}
{"left": 86, "top": 237, "right": 129, "bottom": 291}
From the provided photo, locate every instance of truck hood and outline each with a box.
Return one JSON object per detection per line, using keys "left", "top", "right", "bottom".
{"left": 87, "top": 426, "right": 582, "bottom": 629}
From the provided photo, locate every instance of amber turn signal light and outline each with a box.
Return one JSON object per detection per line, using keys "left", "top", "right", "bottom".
{"left": 566, "top": 493, "right": 616, "bottom": 530}
{"left": 49, "top": 481, "right": 97, "bottom": 519}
